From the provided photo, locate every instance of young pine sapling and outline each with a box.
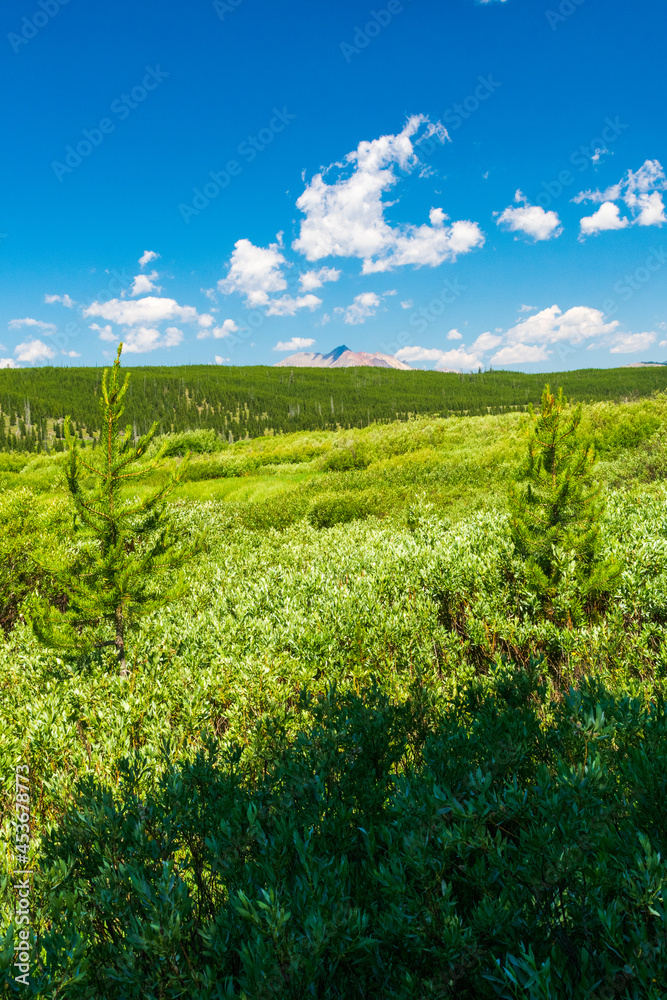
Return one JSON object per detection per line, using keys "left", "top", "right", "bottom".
{"left": 30, "top": 344, "right": 202, "bottom": 675}
{"left": 508, "top": 383, "right": 620, "bottom": 625}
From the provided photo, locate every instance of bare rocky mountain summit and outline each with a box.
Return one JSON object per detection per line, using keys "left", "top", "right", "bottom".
{"left": 274, "top": 345, "right": 413, "bottom": 370}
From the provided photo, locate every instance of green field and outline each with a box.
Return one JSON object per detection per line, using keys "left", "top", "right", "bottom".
{"left": 2, "top": 388, "right": 667, "bottom": 997}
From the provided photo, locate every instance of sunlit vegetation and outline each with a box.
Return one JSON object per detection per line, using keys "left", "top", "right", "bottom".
{"left": 2, "top": 365, "right": 667, "bottom": 997}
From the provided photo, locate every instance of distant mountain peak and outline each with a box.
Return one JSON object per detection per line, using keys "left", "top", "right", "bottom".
{"left": 274, "top": 345, "right": 412, "bottom": 370}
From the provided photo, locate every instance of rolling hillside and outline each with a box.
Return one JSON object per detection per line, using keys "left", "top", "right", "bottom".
{"left": 2, "top": 362, "right": 667, "bottom": 450}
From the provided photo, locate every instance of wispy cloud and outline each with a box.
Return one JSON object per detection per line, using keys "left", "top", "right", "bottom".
{"left": 334, "top": 292, "right": 382, "bottom": 325}
{"left": 9, "top": 317, "right": 56, "bottom": 333}
{"left": 138, "top": 250, "right": 160, "bottom": 269}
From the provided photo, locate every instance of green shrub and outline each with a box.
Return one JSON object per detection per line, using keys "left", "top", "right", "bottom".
{"left": 320, "top": 440, "right": 372, "bottom": 472}
{"left": 161, "top": 429, "right": 222, "bottom": 456}
{"left": 239, "top": 491, "right": 310, "bottom": 531}
{"left": 0, "top": 488, "right": 66, "bottom": 634}
{"left": 587, "top": 404, "right": 661, "bottom": 454}
{"left": 308, "top": 491, "right": 376, "bottom": 529}
{"left": 14, "top": 669, "right": 666, "bottom": 999}
{"left": 183, "top": 454, "right": 262, "bottom": 480}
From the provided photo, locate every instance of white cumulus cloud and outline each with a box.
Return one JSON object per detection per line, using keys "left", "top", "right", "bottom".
{"left": 14, "top": 339, "right": 56, "bottom": 363}
{"left": 472, "top": 331, "right": 502, "bottom": 352}
{"left": 273, "top": 337, "right": 316, "bottom": 352}
{"left": 130, "top": 271, "right": 159, "bottom": 296}
{"left": 90, "top": 323, "right": 115, "bottom": 340}
{"left": 84, "top": 295, "right": 212, "bottom": 352}
{"left": 293, "top": 116, "right": 483, "bottom": 273}
{"left": 395, "top": 345, "right": 483, "bottom": 371}
{"left": 575, "top": 159, "right": 667, "bottom": 236}
{"left": 0, "top": 358, "right": 17, "bottom": 368}
{"left": 502, "top": 305, "right": 619, "bottom": 348}
{"left": 399, "top": 304, "right": 647, "bottom": 369}
{"left": 84, "top": 296, "right": 212, "bottom": 329}
{"left": 121, "top": 326, "right": 184, "bottom": 353}
{"left": 264, "top": 294, "right": 322, "bottom": 316}
{"left": 490, "top": 343, "right": 550, "bottom": 364}
{"left": 218, "top": 238, "right": 287, "bottom": 307}
{"left": 198, "top": 319, "right": 239, "bottom": 340}
{"left": 496, "top": 190, "right": 562, "bottom": 241}
{"left": 579, "top": 201, "right": 629, "bottom": 237}
{"left": 609, "top": 331, "right": 657, "bottom": 354}
{"left": 633, "top": 191, "right": 667, "bottom": 227}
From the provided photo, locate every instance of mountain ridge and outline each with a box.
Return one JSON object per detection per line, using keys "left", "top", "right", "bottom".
{"left": 274, "top": 345, "right": 413, "bottom": 370}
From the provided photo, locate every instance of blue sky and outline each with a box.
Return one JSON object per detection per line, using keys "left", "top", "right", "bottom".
{"left": 1, "top": 0, "right": 666, "bottom": 371}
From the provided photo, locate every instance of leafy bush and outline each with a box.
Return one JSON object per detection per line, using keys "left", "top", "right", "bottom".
{"left": 320, "top": 438, "right": 372, "bottom": 471}
{"left": 238, "top": 491, "right": 310, "bottom": 531}
{"left": 13, "top": 668, "right": 666, "bottom": 998}
{"left": 308, "top": 491, "right": 376, "bottom": 529}
{"left": 0, "top": 488, "right": 67, "bottom": 634}
{"left": 161, "top": 428, "right": 222, "bottom": 456}
{"left": 586, "top": 402, "right": 662, "bottom": 454}
{"left": 183, "top": 454, "right": 262, "bottom": 480}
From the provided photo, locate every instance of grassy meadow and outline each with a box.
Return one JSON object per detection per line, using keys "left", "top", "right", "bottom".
{"left": 2, "top": 388, "right": 667, "bottom": 996}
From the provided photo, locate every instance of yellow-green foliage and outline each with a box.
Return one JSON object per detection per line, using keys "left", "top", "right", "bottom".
{"left": 2, "top": 397, "right": 667, "bottom": 996}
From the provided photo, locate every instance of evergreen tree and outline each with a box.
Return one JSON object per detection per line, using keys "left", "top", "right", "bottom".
{"left": 508, "top": 384, "right": 620, "bottom": 624}
{"left": 29, "top": 344, "right": 200, "bottom": 676}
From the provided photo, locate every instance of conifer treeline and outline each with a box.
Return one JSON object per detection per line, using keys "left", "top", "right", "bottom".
{"left": 0, "top": 363, "right": 665, "bottom": 451}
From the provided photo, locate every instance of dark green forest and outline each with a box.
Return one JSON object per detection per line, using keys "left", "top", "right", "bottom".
{"left": 1, "top": 361, "right": 667, "bottom": 451}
